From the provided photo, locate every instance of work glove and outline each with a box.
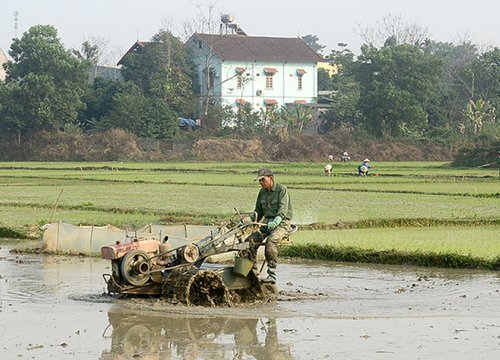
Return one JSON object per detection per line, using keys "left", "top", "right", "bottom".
{"left": 265, "top": 215, "right": 283, "bottom": 231}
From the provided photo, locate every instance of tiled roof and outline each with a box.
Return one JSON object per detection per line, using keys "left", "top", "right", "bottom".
{"left": 117, "top": 40, "right": 149, "bottom": 65}
{"left": 190, "top": 33, "right": 323, "bottom": 63}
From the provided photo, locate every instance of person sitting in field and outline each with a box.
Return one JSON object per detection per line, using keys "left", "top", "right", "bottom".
{"left": 324, "top": 164, "right": 333, "bottom": 176}
{"left": 358, "top": 158, "right": 371, "bottom": 176}
{"left": 340, "top": 151, "right": 351, "bottom": 162}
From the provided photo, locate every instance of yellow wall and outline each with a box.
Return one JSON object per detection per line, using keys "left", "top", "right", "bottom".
{"left": 317, "top": 62, "right": 338, "bottom": 77}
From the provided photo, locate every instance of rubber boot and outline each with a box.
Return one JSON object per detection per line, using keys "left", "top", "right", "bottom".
{"left": 261, "top": 266, "right": 276, "bottom": 284}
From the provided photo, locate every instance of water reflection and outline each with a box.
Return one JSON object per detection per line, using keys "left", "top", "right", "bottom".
{"left": 101, "top": 308, "right": 293, "bottom": 360}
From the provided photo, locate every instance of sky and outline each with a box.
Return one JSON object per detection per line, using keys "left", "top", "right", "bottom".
{"left": 1, "top": 0, "right": 499, "bottom": 65}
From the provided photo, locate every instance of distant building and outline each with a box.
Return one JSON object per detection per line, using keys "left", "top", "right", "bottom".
{"left": 0, "top": 47, "right": 8, "bottom": 81}
{"left": 117, "top": 40, "right": 148, "bottom": 66}
{"left": 89, "top": 65, "right": 122, "bottom": 82}
{"left": 317, "top": 62, "right": 338, "bottom": 77}
{"left": 185, "top": 33, "right": 323, "bottom": 114}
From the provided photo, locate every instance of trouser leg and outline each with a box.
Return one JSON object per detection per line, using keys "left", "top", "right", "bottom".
{"left": 262, "top": 222, "right": 291, "bottom": 283}
{"left": 245, "top": 231, "right": 264, "bottom": 262}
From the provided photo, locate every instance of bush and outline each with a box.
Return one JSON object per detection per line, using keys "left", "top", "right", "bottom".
{"left": 451, "top": 139, "right": 500, "bottom": 167}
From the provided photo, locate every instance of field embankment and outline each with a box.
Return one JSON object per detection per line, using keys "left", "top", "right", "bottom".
{"left": 0, "top": 130, "right": 455, "bottom": 162}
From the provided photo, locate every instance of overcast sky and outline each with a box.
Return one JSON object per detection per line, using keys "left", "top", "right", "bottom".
{"left": 1, "top": 0, "right": 498, "bottom": 64}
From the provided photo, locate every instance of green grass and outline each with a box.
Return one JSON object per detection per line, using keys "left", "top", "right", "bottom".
{"left": 0, "top": 161, "right": 498, "bottom": 269}
{"left": 292, "top": 226, "right": 500, "bottom": 259}
{"left": 1, "top": 169, "right": 497, "bottom": 191}
{"left": 283, "top": 225, "right": 500, "bottom": 269}
{"left": 1, "top": 181, "right": 498, "bottom": 224}
{"left": 282, "top": 244, "right": 500, "bottom": 270}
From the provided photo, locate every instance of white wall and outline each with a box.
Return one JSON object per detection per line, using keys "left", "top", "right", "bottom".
{"left": 220, "top": 61, "right": 317, "bottom": 111}
{"left": 0, "top": 48, "right": 8, "bottom": 81}
{"left": 186, "top": 37, "right": 318, "bottom": 114}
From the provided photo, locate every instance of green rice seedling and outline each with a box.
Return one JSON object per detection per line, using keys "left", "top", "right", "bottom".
{"left": 1, "top": 161, "right": 499, "bottom": 272}
{"left": 291, "top": 226, "right": 500, "bottom": 260}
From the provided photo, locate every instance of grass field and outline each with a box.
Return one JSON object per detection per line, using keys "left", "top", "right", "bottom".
{"left": 1, "top": 161, "right": 499, "bottom": 268}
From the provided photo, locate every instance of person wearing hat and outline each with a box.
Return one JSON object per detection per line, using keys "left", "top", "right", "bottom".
{"left": 245, "top": 167, "right": 293, "bottom": 284}
{"left": 324, "top": 164, "right": 333, "bottom": 176}
{"left": 340, "top": 151, "right": 351, "bottom": 162}
{"left": 358, "top": 158, "right": 371, "bottom": 176}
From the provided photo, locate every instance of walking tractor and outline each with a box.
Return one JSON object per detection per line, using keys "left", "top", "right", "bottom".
{"left": 101, "top": 212, "right": 297, "bottom": 306}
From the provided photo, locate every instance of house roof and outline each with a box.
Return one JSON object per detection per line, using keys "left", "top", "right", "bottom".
{"left": 188, "top": 33, "right": 323, "bottom": 63}
{"left": 117, "top": 40, "right": 149, "bottom": 65}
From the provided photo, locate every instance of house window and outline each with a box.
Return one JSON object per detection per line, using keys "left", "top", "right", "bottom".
{"left": 203, "top": 67, "right": 216, "bottom": 90}
{"left": 266, "top": 75, "right": 273, "bottom": 89}
{"left": 209, "top": 70, "right": 215, "bottom": 89}
{"left": 296, "top": 69, "right": 306, "bottom": 90}
{"left": 263, "top": 68, "right": 277, "bottom": 90}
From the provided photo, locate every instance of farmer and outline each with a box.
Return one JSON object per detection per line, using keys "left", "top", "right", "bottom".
{"left": 340, "top": 151, "right": 351, "bottom": 162}
{"left": 324, "top": 164, "right": 333, "bottom": 176}
{"left": 245, "top": 167, "right": 293, "bottom": 284}
{"left": 358, "top": 158, "right": 371, "bottom": 176}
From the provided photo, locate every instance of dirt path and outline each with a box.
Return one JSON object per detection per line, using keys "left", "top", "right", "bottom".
{"left": 1, "top": 244, "right": 499, "bottom": 359}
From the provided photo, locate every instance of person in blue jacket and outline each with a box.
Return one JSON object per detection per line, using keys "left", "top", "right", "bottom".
{"left": 358, "top": 158, "right": 371, "bottom": 176}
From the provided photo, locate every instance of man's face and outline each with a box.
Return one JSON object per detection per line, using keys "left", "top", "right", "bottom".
{"left": 259, "top": 176, "right": 273, "bottom": 190}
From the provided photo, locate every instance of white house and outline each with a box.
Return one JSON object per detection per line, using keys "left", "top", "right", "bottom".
{"left": 185, "top": 33, "right": 323, "bottom": 113}
{"left": 0, "top": 47, "right": 8, "bottom": 81}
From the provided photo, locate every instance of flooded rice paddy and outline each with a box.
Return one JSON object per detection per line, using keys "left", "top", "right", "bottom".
{"left": 1, "top": 241, "right": 500, "bottom": 359}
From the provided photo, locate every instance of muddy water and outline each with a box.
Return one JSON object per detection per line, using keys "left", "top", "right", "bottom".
{"left": 1, "top": 242, "right": 500, "bottom": 359}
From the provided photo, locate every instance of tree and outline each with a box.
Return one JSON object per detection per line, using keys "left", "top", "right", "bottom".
{"left": 232, "top": 102, "right": 263, "bottom": 135}
{"left": 73, "top": 40, "right": 100, "bottom": 65}
{"left": 301, "top": 34, "right": 326, "bottom": 55}
{"left": 420, "top": 40, "right": 478, "bottom": 131}
{"left": 280, "top": 104, "right": 313, "bottom": 135}
{"left": 74, "top": 35, "right": 119, "bottom": 66}
{"left": 463, "top": 98, "right": 496, "bottom": 135}
{"left": 319, "top": 44, "right": 364, "bottom": 133}
{"left": 78, "top": 78, "right": 138, "bottom": 131}
{"left": 98, "top": 91, "right": 178, "bottom": 139}
{"left": 120, "top": 29, "right": 195, "bottom": 116}
{"left": 466, "top": 47, "right": 500, "bottom": 110}
{"left": 319, "top": 43, "right": 355, "bottom": 91}
{"left": 358, "top": 13, "right": 430, "bottom": 47}
{"left": 204, "top": 101, "right": 234, "bottom": 131}
{"left": 422, "top": 42, "right": 499, "bottom": 136}
{"left": 319, "top": 75, "right": 364, "bottom": 133}
{"left": 354, "top": 44, "right": 445, "bottom": 137}
{"left": 0, "top": 25, "right": 88, "bottom": 143}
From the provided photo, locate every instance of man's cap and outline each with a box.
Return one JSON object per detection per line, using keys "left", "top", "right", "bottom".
{"left": 255, "top": 167, "right": 273, "bottom": 181}
{"left": 363, "top": 158, "right": 370, "bottom": 162}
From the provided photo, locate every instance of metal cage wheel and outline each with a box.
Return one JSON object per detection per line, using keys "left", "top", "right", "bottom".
{"left": 120, "top": 249, "right": 152, "bottom": 286}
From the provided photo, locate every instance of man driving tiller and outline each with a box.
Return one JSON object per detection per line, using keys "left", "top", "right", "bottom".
{"left": 243, "top": 167, "right": 293, "bottom": 285}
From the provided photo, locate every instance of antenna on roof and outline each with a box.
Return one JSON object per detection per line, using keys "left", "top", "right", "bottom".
{"left": 13, "top": 11, "right": 19, "bottom": 38}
